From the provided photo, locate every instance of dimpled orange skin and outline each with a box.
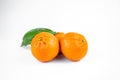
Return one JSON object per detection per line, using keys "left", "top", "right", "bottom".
{"left": 55, "top": 32, "right": 64, "bottom": 54}
{"left": 31, "top": 32, "right": 59, "bottom": 62}
{"left": 55, "top": 32, "right": 64, "bottom": 41}
{"left": 60, "top": 32, "right": 88, "bottom": 61}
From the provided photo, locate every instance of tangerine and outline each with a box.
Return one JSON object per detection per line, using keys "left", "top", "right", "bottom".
{"left": 60, "top": 32, "right": 88, "bottom": 61}
{"left": 55, "top": 32, "right": 64, "bottom": 41}
{"left": 31, "top": 32, "right": 59, "bottom": 62}
{"left": 55, "top": 32, "right": 64, "bottom": 54}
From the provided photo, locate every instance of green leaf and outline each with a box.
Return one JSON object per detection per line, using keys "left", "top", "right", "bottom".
{"left": 21, "top": 28, "right": 56, "bottom": 47}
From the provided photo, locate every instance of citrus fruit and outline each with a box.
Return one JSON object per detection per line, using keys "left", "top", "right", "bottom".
{"left": 31, "top": 32, "right": 59, "bottom": 62}
{"left": 60, "top": 32, "right": 88, "bottom": 61}
{"left": 55, "top": 32, "right": 64, "bottom": 41}
{"left": 55, "top": 32, "right": 64, "bottom": 54}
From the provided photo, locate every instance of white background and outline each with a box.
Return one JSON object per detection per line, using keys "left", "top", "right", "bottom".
{"left": 0, "top": 0, "right": 120, "bottom": 80}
